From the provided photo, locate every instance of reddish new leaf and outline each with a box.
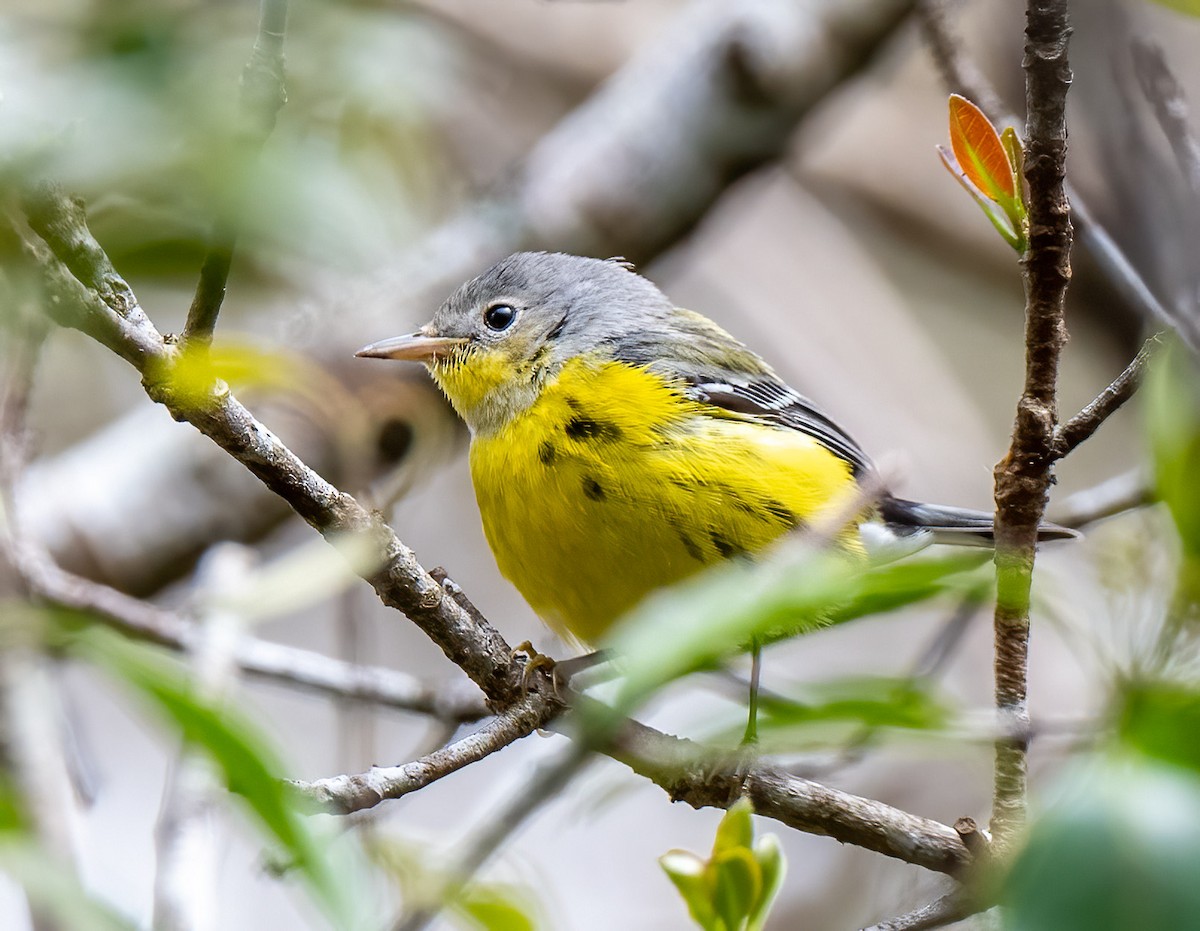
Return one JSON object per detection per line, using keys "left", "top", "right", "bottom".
{"left": 948, "top": 94, "right": 1015, "bottom": 203}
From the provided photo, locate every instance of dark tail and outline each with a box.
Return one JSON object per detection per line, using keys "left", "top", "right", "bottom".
{"left": 879, "top": 497, "right": 1079, "bottom": 547}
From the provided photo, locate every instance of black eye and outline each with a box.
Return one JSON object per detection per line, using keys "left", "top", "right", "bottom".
{"left": 484, "top": 304, "right": 517, "bottom": 331}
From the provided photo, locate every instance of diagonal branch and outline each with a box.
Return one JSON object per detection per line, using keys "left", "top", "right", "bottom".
{"left": 290, "top": 694, "right": 553, "bottom": 815}
{"left": 23, "top": 186, "right": 527, "bottom": 708}
{"left": 1052, "top": 333, "right": 1160, "bottom": 460}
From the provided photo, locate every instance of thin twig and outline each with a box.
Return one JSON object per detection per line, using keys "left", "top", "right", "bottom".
{"left": 913, "top": 0, "right": 1005, "bottom": 117}
{"left": 1132, "top": 38, "right": 1200, "bottom": 198}
{"left": 1052, "top": 333, "right": 1161, "bottom": 460}
{"left": 182, "top": 0, "right": 288, "bottom": 346}
{"left": 290, "top": 694, "right": 553, "bottom": 815}
{"left": 989, "top": 0, "right": 1074, "bottom": 846}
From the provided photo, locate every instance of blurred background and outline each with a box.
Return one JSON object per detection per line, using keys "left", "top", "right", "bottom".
{"left": 3, "top": 0, "right": 1200, "bottom": 928}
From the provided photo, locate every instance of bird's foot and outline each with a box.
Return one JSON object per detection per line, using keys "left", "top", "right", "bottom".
{"left": 510, "top": 640, "right": 559, "bottom": 696}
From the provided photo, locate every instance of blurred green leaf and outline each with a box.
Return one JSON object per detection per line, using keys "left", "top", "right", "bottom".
{"left": 825, "top": 553, "right": 989, "bottom": 626}
{"left": 712, "top": 846, "right": 759, "bottom": 931}
{"left": 1147, "top": 344, "right": 1200, "bottom": 554}
{"left": 758, "top": 676, "right": 949, "bottom": 733}
{"left": 458, "top": 886, "right": 538, "bottom": 931}
{"left": 59, "top": 621, "right": 354, "bottom": 927}
{"left": 1146, "top": 342, "right": 1200, "bottom": 605}
{"left": 1001, "top": 758, "right": 1200, "bottom": 930}
{"left": 1119, "top": 683, "right": 1200, "bottom": 774}
{"left": 367, "top": 834, "right": 543, "bottom": 931}
{"left": 1149, "top": 0, "right": 1200, "bottom": 15}
{"left": 0, "top": 840, "right": 137, "bottom": 931}
{"left": 661, "top": 799, "right": 785, "bottom": 931}
{"left": 661, "top": 850, "right": 720, "bottom": 930}
{"left": 598, "top": 548, "right": 985, "bottom": 730}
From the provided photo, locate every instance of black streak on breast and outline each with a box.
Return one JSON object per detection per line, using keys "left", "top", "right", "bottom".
{"left": 566, "top": 416, "right": 622, "bottom": 442}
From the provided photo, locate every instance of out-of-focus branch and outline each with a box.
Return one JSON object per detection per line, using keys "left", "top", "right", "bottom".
{"left": 861, "top": 892, "right": 976, "bottom": 931}
{"left": 14, "top": 500, "right": 489, "bottom": 722}
{"left": 183, "top": 0, "right": 288, "bottom": 347}
{"left": 989, "top": 0, "right": 1073, "bottom": 846}
{"left": 1132, "top": 38, "right": 1200, "bottom": 199}
{"left": 366, "top": 0, "right": 921, "bottom": 309}
{"left": 1052, "top": 333, "right": 1159, "bottom": 460}
{"left": 290, "top": 694, "right": 553, "bottom": 815}
{"left": 153, "top": 546, "right": 249, "bottom": 931}
{"left": 1053, "top": 468, "right": 1152, "bottom": 529}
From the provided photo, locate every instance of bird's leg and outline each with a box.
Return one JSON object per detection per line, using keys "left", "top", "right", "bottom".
{"left": 742, "top": 639, "right": 762, "bottom": 746}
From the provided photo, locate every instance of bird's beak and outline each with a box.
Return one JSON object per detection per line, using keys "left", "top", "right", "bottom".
{"left": 355, "top": 328, "right": 468, "bottom": 363}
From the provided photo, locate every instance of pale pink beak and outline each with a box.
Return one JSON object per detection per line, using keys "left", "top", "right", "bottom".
{"left": 355, "top": 328, "right": 467, "bottom": 363}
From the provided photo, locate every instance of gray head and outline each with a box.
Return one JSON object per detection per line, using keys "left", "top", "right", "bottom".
{"left": 356, "top": 252, "right": 676, "bottom": 433}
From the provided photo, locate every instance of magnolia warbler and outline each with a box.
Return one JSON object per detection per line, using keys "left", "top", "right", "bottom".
{"left": 357, "top": 252, "right": 1073, "bottom": 654}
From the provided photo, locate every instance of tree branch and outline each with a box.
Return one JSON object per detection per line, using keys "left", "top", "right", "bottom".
{"left": 989, "top": 0, "right": 1073, "bottom": 846}
{"left": 182, "top": 0, "right": 288, "bottom": 347}
{"left": 1052, "top": 333, "right": 1160, "bottom": 460}
{"left": 23, "top": 184, "right": 534, "bottom": 706}
{"left": 1052, "top": 468, "right": 1152, "bottom": 530}
{"left": 13, "top": 540, "right": 488, "bottom": 721}
{"left": 290, "top": 694, "right": 553, "bottom": 815}
{"left": 861, "top": 892, "right": 976, "bottom": 931}
{"left": 608, "top": 712, "right": 970, "bottom": 875}
{"left": 1132, "top": 38, "right": 1200, "bottom": 199}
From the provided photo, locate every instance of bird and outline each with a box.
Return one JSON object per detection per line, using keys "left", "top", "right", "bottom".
{"left": 356, "top": 252, "right": 1073, "bottom": 673}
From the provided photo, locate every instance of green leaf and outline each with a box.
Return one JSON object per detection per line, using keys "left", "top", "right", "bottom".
{"left": 661, "top": 851, "right": 721, "bottom": 931}
{"left": 825, "top": 553, "right": 990, "bottom": 626}
{"left": 713, "top": 798, "right": 755, "bottom": 856}
{"left": 1147, "top": 343, "right": 1200, "bottom": 558}
{"left": 711, "top": 846, "right": 760, "bottom": 931}
{"left": 1119, "top": 683, "right": 1200, "bottom": 774}
{"left": 662, "top": 800, "right": 786, "bottom": 931}
{"left": 61, "top": 622, "right": 354, "bottom": 927}
{"left": 599, "top": 547, "right": 858, "bottom": 728}
{"left": 757, "top": 676, "right": 949, "bottom": 734}
{"left": 595, "top": 547, "right": 982, "bottom": 733}
{"left": 747, "top": 836, "right": 785, "bottom": 931}
{"left": 457, "top": 885, "right": 538, "bottom": 931}
{"left": 1001, "top": 758, "right": 1200, "bottom": 931}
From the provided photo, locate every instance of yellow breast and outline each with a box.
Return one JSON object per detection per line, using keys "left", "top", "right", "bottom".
{"left": 468, "top": 356, "right": 859, "bottom": 644}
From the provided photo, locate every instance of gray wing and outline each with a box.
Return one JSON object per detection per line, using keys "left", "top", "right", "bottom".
{"left": 606, "top": 306, "right": 874, "bottom": 474}
{"left": 683, "top": 375, "right": 875, "bottom": 476}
